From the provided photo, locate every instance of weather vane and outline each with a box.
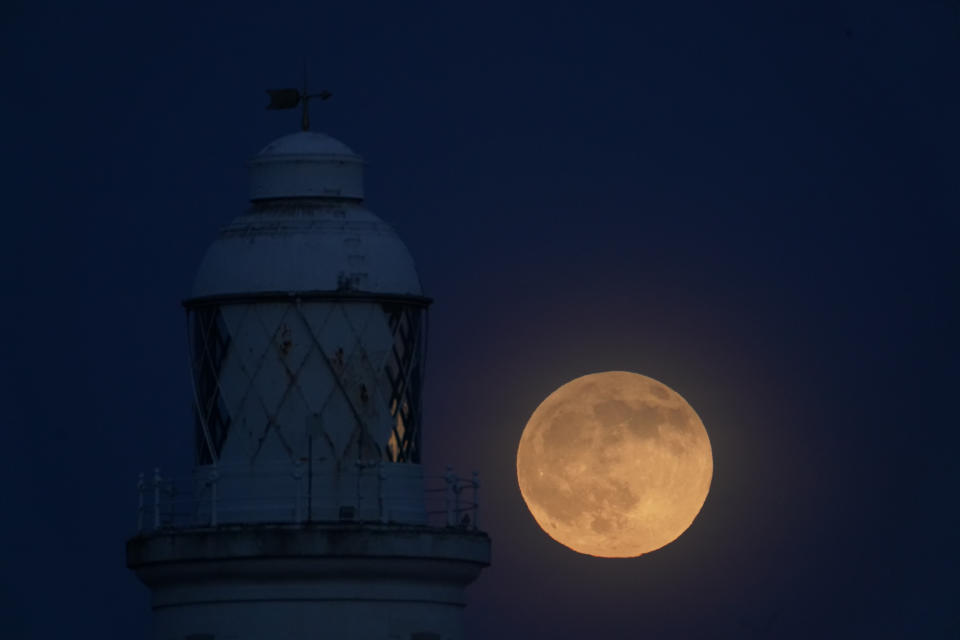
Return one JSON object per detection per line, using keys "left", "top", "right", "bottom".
{"left": 265, "top": 62, "right": 332, "bottom": 131}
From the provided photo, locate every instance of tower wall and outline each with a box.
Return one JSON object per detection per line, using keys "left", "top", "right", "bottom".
{"left": 128, "top": 526, "right": 490, "bottom": 640}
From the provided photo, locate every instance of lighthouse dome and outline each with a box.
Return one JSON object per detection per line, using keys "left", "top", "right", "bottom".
{"left": 248, "top": 131, "right": 364, "bottom": 201}
{"left": 190, "top": 131, "right": 422, "bottom": 299}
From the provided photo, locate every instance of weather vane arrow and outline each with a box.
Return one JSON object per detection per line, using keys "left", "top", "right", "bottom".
{"left": 265, "top": 62, "right": 332, "bottom": 131}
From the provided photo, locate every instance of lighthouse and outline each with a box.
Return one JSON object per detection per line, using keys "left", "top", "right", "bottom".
{"left": 126, "top": 97, "right": 490, "bottom": 640}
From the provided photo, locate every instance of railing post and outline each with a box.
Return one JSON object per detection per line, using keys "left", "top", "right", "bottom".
{"left": 293, "top": 460, "right": 304, "bottom": 524}
{"left": 137, "top": 472, "right": 145, "bottom": 533}
{"left": 472, "top": 471, "right": 479, "bottom": 531}
{"left": 208, "top": 467, "right": 219, "bottom": 527}
{"left": 454, "top": 476, "right": 461, "bottom": 524}
{"left": 378, "top": 462, "right": 388, "bottom": 523}
{"left": 445, "top": 466, "right": 456, "bottom": 527}
{"left": 153, "top": 467, "right": 161, "bottom": 530}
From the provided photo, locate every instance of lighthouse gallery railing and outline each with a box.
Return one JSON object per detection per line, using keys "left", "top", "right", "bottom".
{"left": 134, "top": 464, "right": 480, "bottom": 534}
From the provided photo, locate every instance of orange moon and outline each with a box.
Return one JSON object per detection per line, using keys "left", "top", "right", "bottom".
{"left": 516, "top": 371, "right": 712, "bottom": 557}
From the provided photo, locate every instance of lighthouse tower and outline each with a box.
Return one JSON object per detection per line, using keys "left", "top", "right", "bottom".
{"left": 126, "top": 107, "right": 490, "bottom": 640}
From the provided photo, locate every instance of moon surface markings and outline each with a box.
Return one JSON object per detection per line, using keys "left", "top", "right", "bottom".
{"left": 517, "top": 371, "right": 713, "bottom": 557}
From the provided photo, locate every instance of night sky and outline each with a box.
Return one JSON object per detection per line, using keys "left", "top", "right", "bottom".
{"left": 2, "top": 1, "right": 958, "bottom": 637}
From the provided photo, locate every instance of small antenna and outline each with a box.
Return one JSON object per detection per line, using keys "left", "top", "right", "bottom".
{"left": 265, "top": 61, "right": 333, "bottom": 131}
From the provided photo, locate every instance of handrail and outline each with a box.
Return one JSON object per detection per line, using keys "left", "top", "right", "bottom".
{"left": 134, "top": 463, "right": 481, "bottom": 534}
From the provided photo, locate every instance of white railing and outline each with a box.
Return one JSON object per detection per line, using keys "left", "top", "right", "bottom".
{"left": 134, "top": 464, "right": 480, "bottom": 534}
{"left": 426, "top": 467, "right": 481, "bottom": 530}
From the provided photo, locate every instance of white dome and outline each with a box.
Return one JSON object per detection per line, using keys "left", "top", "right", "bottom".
{"left": 258, "top": 130, "right": 358, "bottom": 157}
{"left": 248, "top": 131, "right": 364, "bottom": 201}
{"left": 190, "top": 131, "right": 422, "bottom": 299}
{"left": 191, "top": 203, "right": 422, "bottom": 297}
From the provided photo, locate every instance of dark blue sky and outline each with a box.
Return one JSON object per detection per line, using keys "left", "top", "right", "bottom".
{"left": 1, "top": 1, "right": 957, "bottom": 637}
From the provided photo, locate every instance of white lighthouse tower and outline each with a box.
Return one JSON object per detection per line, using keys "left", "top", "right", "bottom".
{"left": 127, "top": 96, "right": 490, "bottom": 640}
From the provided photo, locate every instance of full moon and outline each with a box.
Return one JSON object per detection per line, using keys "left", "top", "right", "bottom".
{"left": 516, "top": 371, "right": 712, "bottom": 557}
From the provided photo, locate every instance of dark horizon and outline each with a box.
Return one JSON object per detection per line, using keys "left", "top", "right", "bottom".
{"left": 1, "top": 1, "right": 957, "bottom": 637}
